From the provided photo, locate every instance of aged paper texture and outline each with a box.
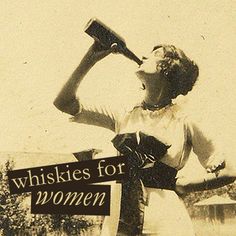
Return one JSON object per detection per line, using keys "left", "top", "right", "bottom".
{"left": 0, "top": 1, "right": 236, "bottom": 235}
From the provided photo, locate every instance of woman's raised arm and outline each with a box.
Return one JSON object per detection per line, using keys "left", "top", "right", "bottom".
{"left": 53, "top": 41, "right": 116, "bottom": 115}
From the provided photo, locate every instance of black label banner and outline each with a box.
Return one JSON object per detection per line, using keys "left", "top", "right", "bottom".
{"left": 31, "top": 183, "right": 110, "bottom": 215}
{"left": 8, "top": 155, "right": 127, "bottom": 194}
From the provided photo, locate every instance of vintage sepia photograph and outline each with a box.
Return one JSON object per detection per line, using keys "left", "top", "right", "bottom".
{"left": 1, "top": 1, "right": 236, "bottom": 235}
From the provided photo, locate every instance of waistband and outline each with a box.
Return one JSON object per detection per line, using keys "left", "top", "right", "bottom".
{"left": 137, "top": 161, "right": 177, "bottom": 190}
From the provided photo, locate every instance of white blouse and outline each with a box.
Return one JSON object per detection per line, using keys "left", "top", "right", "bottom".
{"left": 71, "top": 102, "right": 215, "bottom": 171}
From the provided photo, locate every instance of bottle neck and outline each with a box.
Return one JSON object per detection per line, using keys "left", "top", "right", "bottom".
{"left": 121, "top": 47, "right": 142, "bottom": 65}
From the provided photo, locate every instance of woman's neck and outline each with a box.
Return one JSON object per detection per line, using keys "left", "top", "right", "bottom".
{"left": 144, "top": 87, "right": 172, "bottom": 108}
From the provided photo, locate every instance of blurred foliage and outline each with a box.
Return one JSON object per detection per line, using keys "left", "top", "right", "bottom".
{"left": 50, "top": 214, "right": 94, "bottom": 235}
{"left": 0, "top": 159, "right": 29, "bottom": 235}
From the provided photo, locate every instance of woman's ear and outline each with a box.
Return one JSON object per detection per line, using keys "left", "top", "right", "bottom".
{"left": 141, "top": 83, "right": 145, "bottom": 90}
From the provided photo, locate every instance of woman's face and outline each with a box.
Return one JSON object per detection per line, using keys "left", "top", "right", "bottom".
{"left": 136, "top": 47, "right": 165, "bottom": 76}
{"left": 135, "top": 47, "right": 167, "bottom": 91}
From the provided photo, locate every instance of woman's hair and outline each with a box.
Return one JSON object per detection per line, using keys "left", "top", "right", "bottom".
{"left": 153, "top": 45, "right": 199, "bottom": 99}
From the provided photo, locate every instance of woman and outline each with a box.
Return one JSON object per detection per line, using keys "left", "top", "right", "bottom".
{"left": 54, "top": 41, "right": 236, "bottom": 236}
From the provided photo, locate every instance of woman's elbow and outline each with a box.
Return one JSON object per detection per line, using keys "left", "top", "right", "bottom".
{"left": 53, "top": 97, "right": 80, "bottom": 115}
{"left": 53, "top": 97, "right": 67, "bottom": 111}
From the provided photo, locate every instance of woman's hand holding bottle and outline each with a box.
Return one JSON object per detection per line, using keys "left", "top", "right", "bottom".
{"left": 87, "top": 41, "right": 119, "bottom": 63}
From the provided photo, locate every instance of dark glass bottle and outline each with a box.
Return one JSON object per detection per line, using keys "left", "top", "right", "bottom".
{"left": 85, "top": 18, "right": 142, "bottom": 65}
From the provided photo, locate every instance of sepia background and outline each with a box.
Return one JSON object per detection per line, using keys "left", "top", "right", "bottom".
{"left": 0, "top": 1, "right": 236, "bottom": 235}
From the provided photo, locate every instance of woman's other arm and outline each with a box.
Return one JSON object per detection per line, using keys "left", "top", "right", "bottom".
{"left": 176, "top": 118, "right": 236, "bottom": 194}
{"left": 176, "top": 163, "right": 236, "bottom": 194}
